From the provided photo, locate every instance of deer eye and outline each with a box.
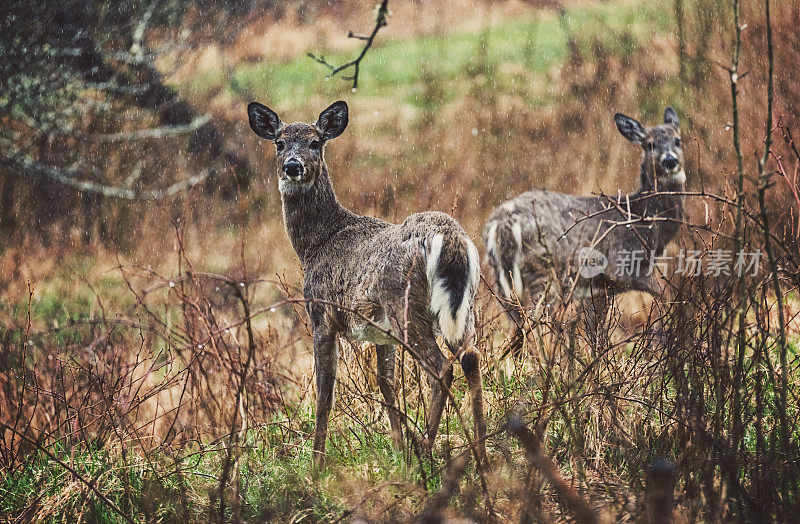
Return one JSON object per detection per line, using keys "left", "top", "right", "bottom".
{"left": 309, "top": 140, "right": 321, "bottom": 151}
{"left": 674, "top": 137, "right": 682, "bottom": 148}
{"left": 275, "top": 140, "right": 286, "bottom": 153}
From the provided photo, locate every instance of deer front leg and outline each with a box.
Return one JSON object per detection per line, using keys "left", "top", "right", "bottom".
{"left": 312, "top": 329, "right": 338, "bottom": 466}
{"left": 376, "top": 344, "right": 404, "bottom": 451}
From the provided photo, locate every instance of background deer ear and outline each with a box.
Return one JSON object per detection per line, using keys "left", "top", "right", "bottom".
{"left": 316, "top": 101, "right": 348, "bottom": 140}
{"left": 614, "top": 113, "right": 646, "bottom": 145}
{"left": 248, "top": 102, "right": 283, "bottom": 140}
{"left": 664, "top": 106, "right": 680, "bottom": 128}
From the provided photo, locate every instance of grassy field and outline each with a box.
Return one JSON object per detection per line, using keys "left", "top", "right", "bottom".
{"left": 182, "top": 0, "right": 674, "bottom": 125}
{"left": 202, "top": 1, "right": 672, "bottom": 108}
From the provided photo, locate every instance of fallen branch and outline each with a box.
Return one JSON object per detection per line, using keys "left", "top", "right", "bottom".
{"left": 506, "top": 417, "right": 607, "bottom": 524}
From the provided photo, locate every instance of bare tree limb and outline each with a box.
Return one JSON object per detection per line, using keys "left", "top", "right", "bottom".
{"left": 76, "top": 114, "right": 212, "bottom": 143}
{"left": 130, "top": 0, "right": 160, "bottom": 58}
{"left": 307, "top": 0, "right": 389, "bottom": 90}
{"left": 1, "top": 147, "right": 210, "bottom": 200}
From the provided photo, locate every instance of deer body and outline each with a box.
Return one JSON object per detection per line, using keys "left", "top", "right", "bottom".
{"left": 248, "top": 101, "right": 487, "bottom": 464}
{"left": 484, "top": 107, "right": 686, "bottom": 347}
{"left": 290, "top": 194, "right": 479, "bottom": 346}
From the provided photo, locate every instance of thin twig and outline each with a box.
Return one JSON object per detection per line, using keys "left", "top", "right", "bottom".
{"left": 307, "top": 0, "right": 389, "bottom": 90}
{"left": 754, "top": 0, "right": 790, "bottom": 454}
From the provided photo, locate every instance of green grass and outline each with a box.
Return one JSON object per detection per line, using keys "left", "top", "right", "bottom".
{"left": 0, "top": 272, "right": 135, "bottom": 348}
{"left": 0, "top": 288, "right": 95, "bottom": 351}
{"left": 0, "top": 288, "right": 90, "bottom": 325}
{"left": 187, "top": 0, "right": 672, "bottom": 109}
{"left": 0, "top": 400, "right": 455, "bottom": 522}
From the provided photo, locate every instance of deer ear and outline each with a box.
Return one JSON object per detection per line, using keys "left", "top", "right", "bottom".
{"left": 614, "top": 113, "right": 646, "bottom": 145}
{"left": 664, "top": 106, "right": 680, "bottom": 128}
{"left": 316, "top": 101, "right": 348, "bottom": 140}
{"left": 248, "top": 102, "right": 283, "bottom": 140}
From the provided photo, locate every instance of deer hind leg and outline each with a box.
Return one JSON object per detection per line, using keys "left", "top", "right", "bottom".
{"left": 459, "top": 346, "right": 489, "bottom": 467}
{"left": 582, "top": 286, "right": 611, "bottom": 350}
{"left": 312, "top": 329, "right": 338, "bottom": 466}
{"left": 420, "top": 333, "right": 454, "bottom": 449}
{"left": 376, "top": 344, "right": 404, "bottom": 451}
{"left": 445, "top": 318, "right": 489, "bottom": 467}
{"left": 497, "top": 263, "right": 530, "bottom": 357}
{"left": 486, "top": 230, "right": 526, "bottom": 356}
{"left": 499, "top": 297, "right": 526, "bottom": 358}
{"left": 510, "top": 272, "right": 553, "bottom": 358}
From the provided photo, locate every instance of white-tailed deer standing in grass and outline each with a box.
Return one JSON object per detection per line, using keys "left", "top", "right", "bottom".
{"left": 483, "top": 107, "right": 686, "bottom": 350}
{"left": 247, "top": 100, "right": 487, "bottom": 465}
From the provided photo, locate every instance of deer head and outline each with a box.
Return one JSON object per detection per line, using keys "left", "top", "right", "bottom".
{"left": 248, "top": 101, "right": 349, "bottom": 194}
{"left": 615, "top": 107, "right": 685, "bottom": 191}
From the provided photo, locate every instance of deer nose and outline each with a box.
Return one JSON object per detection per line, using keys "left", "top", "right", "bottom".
{"left": 662, "top": 155, "right": 679, "bottom": 171}
{"left": 283, "top": 159, "right": 303, "bottom": 179}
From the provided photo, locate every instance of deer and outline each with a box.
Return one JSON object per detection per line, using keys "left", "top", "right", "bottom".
{"left": 247, "top": 100, "right": 487, "bottom": 465}
{"left": 483, "top": 107, "right": 686, "bottom": 350}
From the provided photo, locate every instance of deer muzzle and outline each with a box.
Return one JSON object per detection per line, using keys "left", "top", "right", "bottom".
{"left": 661, "top": 153, "right": 679, "bottom": 173}
{"left": 283, "top": 158, "right": 304, "bottom": 180}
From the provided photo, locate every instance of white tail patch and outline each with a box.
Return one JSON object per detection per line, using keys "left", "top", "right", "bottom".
{"left": 426, "top": 234, "right": 479, "bottom": 345}
{"left": 511, "top": 221, "right": 524, "bottom": 298}
{"left": 487, "top": 222, "right": 513, "bottom": 299}
{"left": 425, "top": 233, "right": 444, "bottom": 291}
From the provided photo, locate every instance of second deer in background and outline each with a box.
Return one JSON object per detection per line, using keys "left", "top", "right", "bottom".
{"left": 483, "top": 107, "right": 686, "bottom": 350}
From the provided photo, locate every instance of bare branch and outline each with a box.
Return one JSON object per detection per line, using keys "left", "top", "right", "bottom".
{"left": 307, "top": 0, "right": 389, "bottom": 90}
{"left": 130, "top": 0, "right": 160, "bottom": 58}
{"left": 1, "top": 147, "right": 210, "bottom": 200}
{"left": 417, "top": 453, "right": 469, "bottom": 521}
{"left": 754, "top": 0, "right": 790, "bottom": 454}
{"left": 79, "top": 114, "right": 212, "bottom": 142}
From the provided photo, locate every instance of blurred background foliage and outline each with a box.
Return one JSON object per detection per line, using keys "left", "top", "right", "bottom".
{"left": 0, "top": 0, "right": 797, "bottom": 298}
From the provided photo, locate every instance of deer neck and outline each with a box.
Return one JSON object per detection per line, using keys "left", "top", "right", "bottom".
{"left": 627, "top": 161, "right": 685, "bottom": 250}
{"left": 638, "top": 156, "right": 686, "bottom": 191}
{"left": 635, "top": 160, "right": 685, "bottom": 203}
{"left": 280, "top": 164, "right": 353, "bottom": 265}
